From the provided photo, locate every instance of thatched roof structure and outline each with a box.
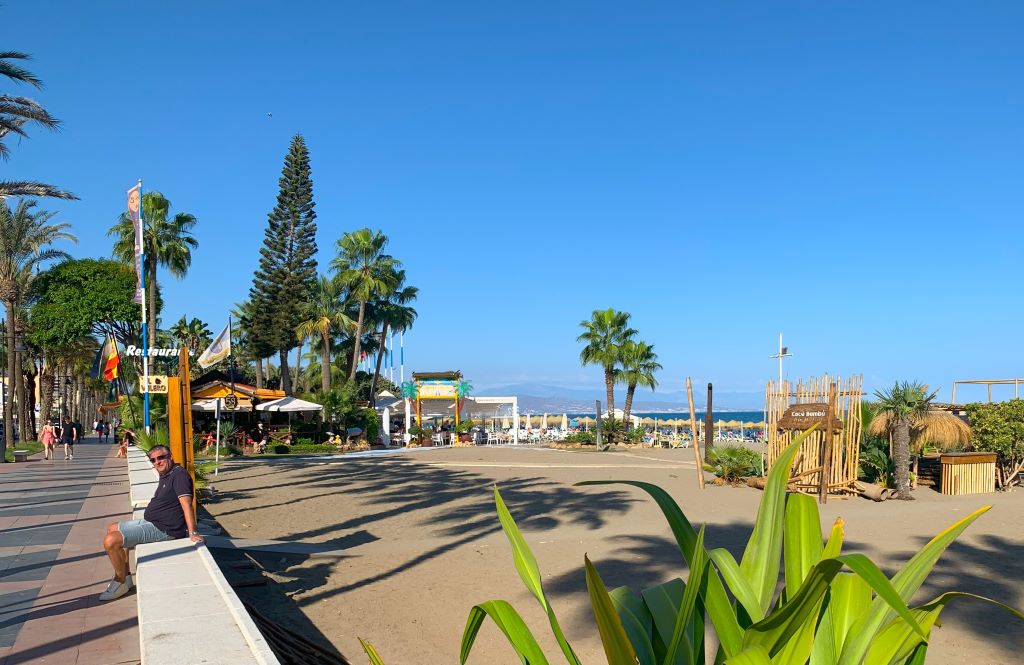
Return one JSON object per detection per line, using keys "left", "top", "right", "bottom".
{"left": 867, "top": 409, "right": 971, "bottom": 451}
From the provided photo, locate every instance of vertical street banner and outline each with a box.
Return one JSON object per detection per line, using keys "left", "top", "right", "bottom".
{"left": 127, "top": 182, "right": 143, "bottom": 304}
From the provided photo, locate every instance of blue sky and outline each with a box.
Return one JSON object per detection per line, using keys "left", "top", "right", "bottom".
{"left": 5, "top": 2, "right": 1023, "bottom": 405}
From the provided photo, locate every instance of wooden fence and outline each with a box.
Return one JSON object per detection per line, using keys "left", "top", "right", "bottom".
{"left": 766, "top": 375, "right": 864, "bottom": 495}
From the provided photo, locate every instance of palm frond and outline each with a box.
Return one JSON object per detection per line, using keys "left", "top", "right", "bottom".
{"left": 0, "top": 181, "right": 77, "bottom": 200}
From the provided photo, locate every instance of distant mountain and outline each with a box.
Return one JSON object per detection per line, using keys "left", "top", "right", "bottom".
{"left": 476, "top": 383, "right": 764, "bottom": 413}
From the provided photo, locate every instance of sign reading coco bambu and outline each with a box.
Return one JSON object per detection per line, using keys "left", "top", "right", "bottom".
{"left": 777, "top": 402, "right": 842, "bottom": 431}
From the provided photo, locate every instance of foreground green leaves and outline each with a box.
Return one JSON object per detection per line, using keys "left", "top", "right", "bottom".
{"left": 359, "top": 431, "right": 1023, "bottom": 664}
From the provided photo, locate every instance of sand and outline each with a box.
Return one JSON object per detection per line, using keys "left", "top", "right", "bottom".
{"left": 202, "top": 446, "right": 1024, "bottom": 664}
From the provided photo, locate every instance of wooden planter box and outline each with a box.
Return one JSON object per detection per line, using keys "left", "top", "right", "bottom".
{"left": 940, "top": 452, "right": 996, "bottom": 496}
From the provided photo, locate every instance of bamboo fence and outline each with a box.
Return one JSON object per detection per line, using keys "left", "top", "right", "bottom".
{"left": 765, "top": 375, "right": 864, "bottom": 495}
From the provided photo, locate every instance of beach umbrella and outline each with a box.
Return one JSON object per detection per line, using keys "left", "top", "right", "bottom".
{"left": 868, "top": 410, "right": 971, "bottom": 452}
{"left": 502, "top": 417, "right": 510, "bottom": 429}
{"left": 542, "top": 413, "right": 548, "bottom": 429}
{"left": 561, "top": 413, "right": 568, "bottom": 431}
{"left": 523, "top": 414, "right": 530, "bottom": 430}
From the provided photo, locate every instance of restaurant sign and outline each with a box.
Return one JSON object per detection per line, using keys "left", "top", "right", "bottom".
{"left": 417, "top": 380, "right": 457, "bottom": 399}
{"left": 777, "top": 403, "right": 842, "bottom": 431}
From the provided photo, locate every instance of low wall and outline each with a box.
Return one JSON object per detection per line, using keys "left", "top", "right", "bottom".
{"left": 126, "top": 446, "right": 279, "bottom": 665}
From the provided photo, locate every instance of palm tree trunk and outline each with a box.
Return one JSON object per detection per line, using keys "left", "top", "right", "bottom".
{"left": 255, "top": 358, "right": 264, "bottom": 390}
{"left": 369, "top": 323, "right": 390, "bottom": 406}
{"left": 39, "top": 367, "right": 53, "bottom": 429}
{"left": 893, "top": 418, "right": 913, "bottom": 499}
{"left": 26, "top": 362, "right": 37, "bottom": 438}
{"left": 349, "top": 300, "right": 366, "bottom": 380}
{"left": 3, "top": 301, "right": 15, "bottom": 460}
{"left": 294, "top": 340, "right": 303, "bottom": 393}
{"left": 15, "top": 348, "right": 28, "bottom": 444}
{"left": 604, "top": 369, "right": 615, "bottom": 419}
{"left": 147, "top": 256, "right": 158, "bottom": 349}
{"left": 279, "top": 349, "right": 292, "bottom": 395}
{"left": 321, "top": 332, "right": 331, "bottom": 393}
{"left": 623, "top": 383, "right": 637, "bottom": 429}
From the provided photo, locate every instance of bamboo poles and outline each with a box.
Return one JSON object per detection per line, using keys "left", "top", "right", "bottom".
{"left": 766, "top": 374, "right": 864, "bottom": 495}
{"left": 686, "top": 377, "right": 704, "bottom": 490}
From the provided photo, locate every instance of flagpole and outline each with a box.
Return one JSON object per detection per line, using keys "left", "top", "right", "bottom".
{"left": 135, "top": 179, "right": 151, "bottom": 433}
{"left": 228, "top": 317, "right": 237, "bottom": 427}
{"left": 400, "top": 331, "right": 405, "bottom": 384}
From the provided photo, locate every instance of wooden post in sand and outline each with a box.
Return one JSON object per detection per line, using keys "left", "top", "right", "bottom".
{"left": 818, "top": 382, "right": 837, "bottom": 504}
{"left": 705, "top": 383, "right": 714, "bottom": 453}
{"left": 686, "top": 377, "right": 704, "bottom": 489}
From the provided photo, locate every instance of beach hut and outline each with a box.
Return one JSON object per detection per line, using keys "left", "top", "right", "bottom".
{"left": 868, "top": 410, "right": 971, "bottom": 452}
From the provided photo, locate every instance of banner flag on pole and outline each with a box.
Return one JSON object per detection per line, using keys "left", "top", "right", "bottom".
{"left": 91, "top": 335, "right": 121, "bottom": 382}
{"left": 198, "top": 323, "right": 231, "bottom": 368}
{"left": 127, "top": 183, "right": 143, "bottom": 304}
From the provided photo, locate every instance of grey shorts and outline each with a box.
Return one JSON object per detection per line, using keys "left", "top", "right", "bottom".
{"left": 117, "top": 519, "right": 174, "bottom": 549}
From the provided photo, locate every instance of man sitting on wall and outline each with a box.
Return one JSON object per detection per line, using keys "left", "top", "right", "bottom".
{"left": 98, "top": 445, "right": 203, "bottom": 601}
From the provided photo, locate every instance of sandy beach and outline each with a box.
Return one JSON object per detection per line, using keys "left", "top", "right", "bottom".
{"left": 202, "top": 446, "right": 1024, "bottom": 665}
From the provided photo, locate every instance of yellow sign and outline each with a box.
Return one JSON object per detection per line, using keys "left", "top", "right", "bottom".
{"left": 141, "top": 375, "right": 169, "bottom": 394}
{"left": 418, "top": 383, "right": 457, "bottom": 398}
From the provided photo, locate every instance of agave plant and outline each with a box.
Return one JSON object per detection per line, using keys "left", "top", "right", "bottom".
{"left": 360, "top": 429, "right": 1023, "bottom": 664}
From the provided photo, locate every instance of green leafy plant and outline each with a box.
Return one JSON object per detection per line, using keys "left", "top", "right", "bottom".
{"left": 704, "top": 445, "right": 762, "bottom": 484}
{"left": 859, "top": 436, "right": 894, "bottom": 486}
{"left": 964, "top": 399, "right": 1024, "bottom": 489}
{"left": 455, "top": 419, "right": 475, "bottom": 434}
{"left": 359, "top": 430, "right": 1023, "bottom": 664}
{"left": 626, "top": 427, "right": 646, "bottom": 443}
{"left": 289, "top": 443, "right": 338, "bottom": 453}
{"left": 564, "top": 431, "right": 595, "bottom": 445}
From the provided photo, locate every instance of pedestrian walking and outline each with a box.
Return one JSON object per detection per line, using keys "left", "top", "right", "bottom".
{"left": 61, "top": 418, "right": 75, "bottom": 460}
{"left": 103, "top": 421, "right": 111, "bottom": 443}
{"left": 40, "top": 421, "right": 56, "bottom": 460}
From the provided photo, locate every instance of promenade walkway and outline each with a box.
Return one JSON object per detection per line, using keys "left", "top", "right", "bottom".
{"left": 0, "top": 438, "right": 139, "bottom": 665}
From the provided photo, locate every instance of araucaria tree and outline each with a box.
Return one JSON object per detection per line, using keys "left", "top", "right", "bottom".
{"left": 873, "top": 381, "right": 937, "bottom": 500}
{"left": 250, "top": 134, "right": 318, "bottom": 395}
{"left": 577, "top": 308, "right": 637, "bottom": 418}
{"left": 0, "top": 199, "right": 76, "bottom": 459}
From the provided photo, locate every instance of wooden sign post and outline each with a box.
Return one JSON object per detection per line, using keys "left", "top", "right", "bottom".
{"left": 686, "top": 377, "right": 704, "bottom": 490}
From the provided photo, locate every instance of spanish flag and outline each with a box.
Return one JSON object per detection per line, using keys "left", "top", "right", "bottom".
{"left": 92, "top": 336, "right": 120, "bottom": 382}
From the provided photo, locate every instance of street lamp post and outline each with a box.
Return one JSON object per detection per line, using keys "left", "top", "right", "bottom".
{"left": 769, "top": 333, "right": 792, "bottom": 390}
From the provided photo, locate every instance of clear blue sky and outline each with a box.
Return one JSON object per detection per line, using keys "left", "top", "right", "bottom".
{"left": 6, "top": 2, "right": 1023, "bottom": 404}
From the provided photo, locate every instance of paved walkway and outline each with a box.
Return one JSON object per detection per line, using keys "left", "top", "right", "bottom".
{"left": 0, "top": 438, "right": 139, "bottom": 665}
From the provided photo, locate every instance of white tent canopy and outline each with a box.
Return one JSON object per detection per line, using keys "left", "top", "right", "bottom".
{"left": 191, "top": 397, "right": 252, "bottom": 412}
{"left": 446, "top": 395, "right": 519, "bottom": 444}
{"left": 256, "top": 396, "right": 323, "bottom": 413}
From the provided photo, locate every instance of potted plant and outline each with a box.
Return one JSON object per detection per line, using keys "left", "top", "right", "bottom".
{"left": 455, "top": 419, "right": 475, "bottom": 443}
{"left": 408, "top": 425, "right": 428, "bottom": 447}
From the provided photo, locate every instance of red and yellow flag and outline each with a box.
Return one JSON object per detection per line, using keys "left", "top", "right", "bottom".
{"left": 97, "top": 336, "right": 120, "bottom": 381}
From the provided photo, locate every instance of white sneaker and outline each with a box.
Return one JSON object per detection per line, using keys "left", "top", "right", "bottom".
{"left": 98, "top": 575, "right": 133, "bottom": 601}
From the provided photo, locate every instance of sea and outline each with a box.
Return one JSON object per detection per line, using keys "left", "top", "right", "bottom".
{"left": 567, "top": 411, "right": 766, "bottom": 423}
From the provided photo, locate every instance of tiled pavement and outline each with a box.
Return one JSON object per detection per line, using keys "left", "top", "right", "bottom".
{"left": 0, "top": 439, "right": 139, "bottom": 665}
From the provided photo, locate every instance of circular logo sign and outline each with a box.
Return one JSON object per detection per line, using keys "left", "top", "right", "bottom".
{"left": 223, "top": 395, "right": 239, "bottom": 410}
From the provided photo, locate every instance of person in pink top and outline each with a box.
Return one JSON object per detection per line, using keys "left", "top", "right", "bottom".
{"left": 40, "top": 421, "right": 56, "bottom": 460}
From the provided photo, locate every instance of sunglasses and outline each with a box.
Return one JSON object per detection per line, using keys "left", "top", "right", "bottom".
{"left": 149, "top": 454, "right": 170, "bottom": 464}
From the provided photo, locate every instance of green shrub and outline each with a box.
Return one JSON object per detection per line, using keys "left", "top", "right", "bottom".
{"left": 289, "top": 443, "right": 338, "bottom": 454}
{"left": 273, "top": 444, "right": 290, "bottom": 454}
{"left": 704, "top": 445, "right": 761, "bottom": 483}
{"left": 295, "top": 437, "right": 314, "bottom": 446}
{"left": 564, "top": 431, "right": 595, "bottom": 445}
{"left": 360, "top": 430, "right": 1024, "bottom": 664}
{"left": 965, "top": 400, "right": 1024, "bottom": 489}
{"left": 626, "top": 427, "right": 646, "bottom": 443}
{"left": 859, "top": 436, "right": 894, "bottom": 486}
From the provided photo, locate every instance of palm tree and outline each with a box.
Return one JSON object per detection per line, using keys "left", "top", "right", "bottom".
{"left": 231, "top": 300, "right": 263, "bottom": 388}
{"left": 577, "top": 308, "right": 636, "bottom": 418}
{"left": 0, "top": 199, "right": 75, "bottom": 459}
{"left": 619, "top": 341, "right": 661, "bottom": 427}
{"left": 295, "top": 275, "right": 354, "bottom": 393}
{"left": 368, "top": 268, "right": 417, "bottom": 404}
{"left": 0, "top": 51, "right": 76, "bottom": 200}
{"left": 108, "top": 191, "right": 198, "bottom": 348}
{"left": 873, "top": 381, "right": 938, "bottom": 500}
{"left": 169, "top": 316, "right": 212, "bottom": 356}
{"left": 331, "top": 228, "right": 398, "bottom": 381}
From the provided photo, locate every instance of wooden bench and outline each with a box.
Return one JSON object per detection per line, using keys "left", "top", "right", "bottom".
{"left": 12, "top": 449, "right": 29, "bottom": 462}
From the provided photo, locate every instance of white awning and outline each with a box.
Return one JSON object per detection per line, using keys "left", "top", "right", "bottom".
{"left": 256, "top": 396, "right": 324, "bottom": 413}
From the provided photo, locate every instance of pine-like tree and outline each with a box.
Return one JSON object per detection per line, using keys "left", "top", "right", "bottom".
{"left": 249, "top": 134, "right": 318, "bottom": 395}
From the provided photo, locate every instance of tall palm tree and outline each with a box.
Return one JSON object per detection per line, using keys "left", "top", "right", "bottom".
{"left": 169, "top": 315, "right": 212, "bottom": 356}
{"left": 231, "top": 300, "right": 263, "bottom": 388}
{"left": 619, "top": 340, "right": 661, "bottom": 427}
{"left": 295, "top": 275, "right": 354, "bottom": 393}
{"left": 108, "top": 191, "right": 198, "bottom": 347}
{"left": 577, "top": 308, "right": 636, "bottom": 418}
{"left": 873, "top": 381, "right": 937, "bottom": 500}
{"left": 0, "top": 51, "right": 76, "bottom": 200}
{"left": 0, "top": 199, "right": 75, "bottom": 459}
{"left": 331, "top": 228, "right": 398, "bottom": 381}
{"left": 368, "top": 268, "right": 417, "bottom": 404}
